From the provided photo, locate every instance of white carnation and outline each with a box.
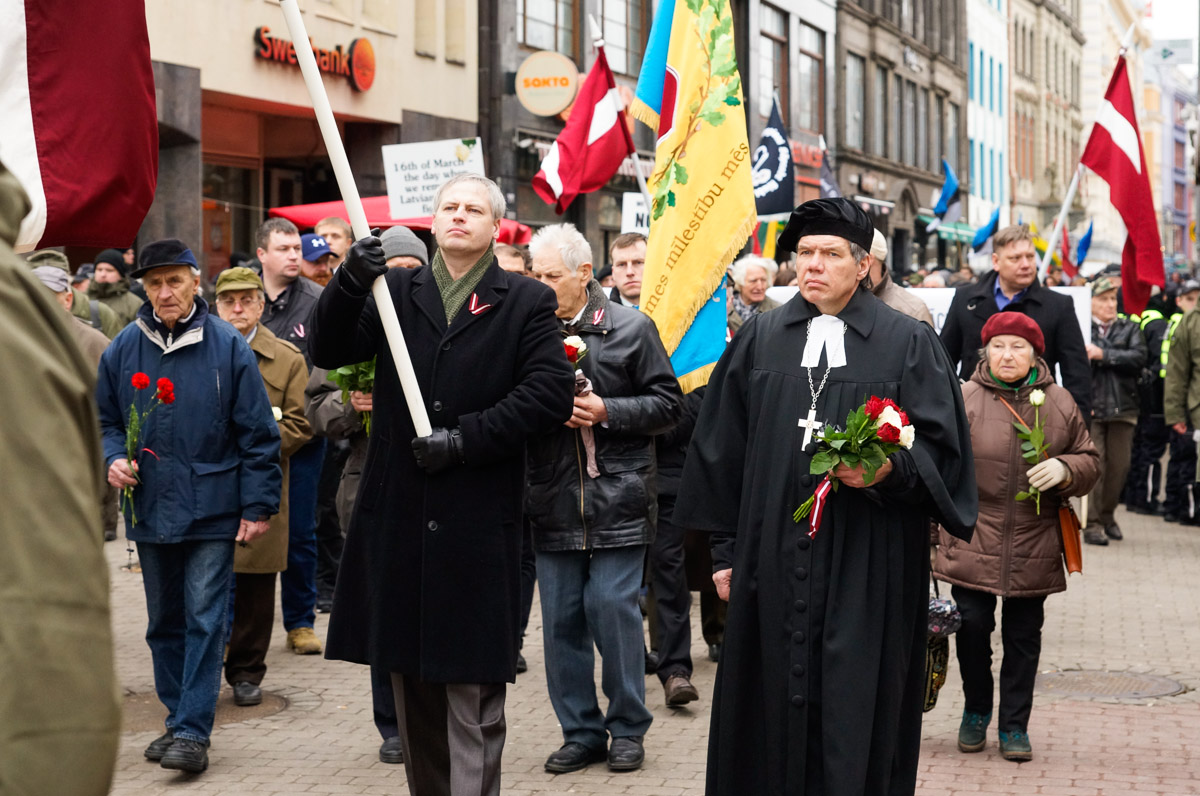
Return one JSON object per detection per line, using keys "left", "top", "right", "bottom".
{"left": 878, "top": 405, "right": 904, "bottom": 430}
{"left": 272, "top": 406, "right": 283, "bottom": 421}
{"left": 899, "top": 424, "right": 915, "bottom": 449}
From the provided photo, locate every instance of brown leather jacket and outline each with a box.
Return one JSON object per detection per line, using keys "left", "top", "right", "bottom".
{"left": 934, "top": 358, "right": 1100, "bottom": 597}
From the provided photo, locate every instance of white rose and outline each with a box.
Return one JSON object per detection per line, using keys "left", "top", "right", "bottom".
{"left": 877, "top": 405, "right": 904, "bottom": 430}
{"left": 899, "top": 424, "right": 915, "bottom": 450}
{"left": 272, "top": 406, "right": 283, "bottom": 421}
{"left": 1029, "top": 389, "right": 1046, "bottom": 407}
{"left": 564, "top": 335, "right": 587, "bottom": 353}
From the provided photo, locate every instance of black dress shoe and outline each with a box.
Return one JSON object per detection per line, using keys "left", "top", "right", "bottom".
{"left": 315, "top": 597, "right": 334, "bottom": 614}
{"left": 160, "top": 738, "right": 209, "bottom": 773}
{"left": 232, "top": 681, "right": 262, "bottom": 706}
{"left": 608, "top": 736, "right": 645, "bottom": 771}
{"left": 1083, "top": 527, "right": 1109, "bottom": 546}
{"left": 379, "top": 736, "right": 404, "bottom": 764}
{"left": 1104, "top": 522, "right": 1123, "bottom": 540}
{"left": 144, "top": 731, "right": 174, "bottom": 761}
{"left": 644, "top": 649, "right": 660, "bottom": 675}
{"left": 1164, "top": 512, "right": 1182, "bottom": 523}
{"left": 516, "top": 651, "right": 528, "bottom": 674}
{"left": 545, "top": 742, "right": 607, "bottom": 773}
{"left": 707, "top": 643, "right": 721, "bottom": 662}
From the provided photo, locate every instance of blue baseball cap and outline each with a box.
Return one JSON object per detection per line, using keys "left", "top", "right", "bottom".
{"left": 302, "top": 233, "right": 333, "bottom": 262}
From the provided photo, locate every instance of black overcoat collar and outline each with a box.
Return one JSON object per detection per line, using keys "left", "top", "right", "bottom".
{"left": 410, "top": 260, "right": 510, "bottom": 340}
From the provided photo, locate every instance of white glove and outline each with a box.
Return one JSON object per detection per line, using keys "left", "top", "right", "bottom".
{"left": 1026, "top": 458, "right": 1069, "bottom": 491}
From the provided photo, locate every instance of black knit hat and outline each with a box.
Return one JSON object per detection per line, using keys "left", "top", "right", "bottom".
{"left": 95, "top": 247, "right": 128, "bottom": 277}
{"left": 131, "top": 239, "right": 199, "bottom": 278}
{"left": 776, "top": 197, "right": 874, "bottom": 254}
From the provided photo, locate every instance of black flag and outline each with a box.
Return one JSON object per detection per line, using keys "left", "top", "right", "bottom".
{"left": 752, "top": 97, "right": 794, "bottom": 216}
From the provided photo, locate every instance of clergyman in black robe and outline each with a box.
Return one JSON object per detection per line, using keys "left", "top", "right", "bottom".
{"left": 675, "top": 197, "right": 977, "bottom": 796}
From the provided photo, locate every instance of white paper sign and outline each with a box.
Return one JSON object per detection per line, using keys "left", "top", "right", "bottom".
{"left": 382, "top": 138, "right": 486, "bottom": 219}
{"left": 621, "top": 192, "right": 650, "bottom": 234}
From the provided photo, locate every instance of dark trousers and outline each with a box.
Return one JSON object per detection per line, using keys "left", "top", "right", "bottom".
{"left": 225, "top": 572, "right": 276, "bottom": 686}
{"left": 1087, "top": 419, "right": 1136, "bottom": 526}
{"left": 372, "top": 665, "right": 399, "bottom": 740}
{"left": 519, "top": 518, "right": 536, "bottom": 640}
{"left": 282, "top": 438, "right": 325, "bottom": 630}
{"left": 1164, "top": 428, "right": 1198, "bottom": 519}
{"left": 390, "top": 674, "right": 506, "bottom": 796}
{"left": 952, "top": 585, "right": 1046, "bottom": 733}
{"left": 649, "top": 495, "right": 693, "bottom": 681}
{"left": 1124, "top": 415, "right": 1169, "bottom": 509}
{"left": 315, "top": 440, "right": 348, "bottom": 602}
{"left": 699, "top": 591, "right": 727, "bottom": 647}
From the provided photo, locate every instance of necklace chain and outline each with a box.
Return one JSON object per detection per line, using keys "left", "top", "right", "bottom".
{"left": 806, "top": 318, "right": 838, "bottom": 412}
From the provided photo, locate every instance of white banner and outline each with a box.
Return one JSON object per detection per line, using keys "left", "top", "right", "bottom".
{"left": 621, "top": 192, "right": 650, "bottom": 234}
{"left": 382, "top": 138, "right": 486, "bottom": 219}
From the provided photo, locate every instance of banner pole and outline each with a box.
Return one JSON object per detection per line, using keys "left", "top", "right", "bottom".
{"left": 1037, "top": 164, "right": 1083, "bottom": 281}
{"left": 279, "top": 0, "right": 432, "bottom": 436}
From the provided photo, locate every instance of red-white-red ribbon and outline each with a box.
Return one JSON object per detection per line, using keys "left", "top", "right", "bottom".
{"left": 808, "top": 474, "right": 834, "bottom": 539}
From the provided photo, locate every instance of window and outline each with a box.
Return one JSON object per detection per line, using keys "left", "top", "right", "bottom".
{"left": 918, "top": 87, "right": 929, "bottom": 170}
{"left": 445, "top": 0, "right": 466, "bottom": 64}
{"left": 893, "top": 74, "right": 903, "bottom": 159}
{"left": 969, "top": 137, "right": 976, "bottom": 194}
{"left": 872, "top": 65, "right": 888, "bottom": 156}
{"left": 998, "top": 65, "right": 1003, "bottom": 115}
{"left": 1177, "top": 98, "right": 1189, "bottom": 126}
{"left": 934, "top": 94, "right": 944, "bottom": 165}
{"left": 797, "top": 24, "right": 825, "bottom": 133}
{"left": 518, "top": 0, "right": 577, "bottom": 57}
{"left": 947, "top": 102, "right": 960, "bottom": 175}
{"left": 988, "top": 56, "right": 994, "bottom": 112}
{"left": 759, "top": 4, "right": 788, "bottom": 119}
{"left": 414, "top": 0, "right": 436, "bottom": 57}
{"left": 1176, "top": 140, "right": 1187, "bottom": 170}
{"left": 941, "top": 1, "right": 958, "bottom": 62}
{"left": 989, "top": 147, "right": 995, "bottom": 202}
{"left": 903, "top": 80, "right": 916, "bottom": 165}
{"left": 845, "top": 53, "right": 866, "bottom": 149}
{"left": 602, "top": 0, "right": 649, "bottom": 75}
{"left": 979, "top": 49, "right": 985, "bottom": 106}
{"left": 969, "top": 42, "right": 974, "bottom": 101}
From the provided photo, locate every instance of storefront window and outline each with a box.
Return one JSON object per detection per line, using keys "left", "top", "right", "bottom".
{"left": 202, "top": 162, "right": 261, "bottom": 282}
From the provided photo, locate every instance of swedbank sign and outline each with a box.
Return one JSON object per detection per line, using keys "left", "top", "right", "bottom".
{"left": 254, "top": 26, "right": 376, "bottom": 92}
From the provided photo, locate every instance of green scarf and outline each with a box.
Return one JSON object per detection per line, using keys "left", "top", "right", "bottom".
{"left": 988, "top": 366, "right": 1038, "bottom": 394}
{"left": 432, "top": 245, "right": 495, "bottom": 325}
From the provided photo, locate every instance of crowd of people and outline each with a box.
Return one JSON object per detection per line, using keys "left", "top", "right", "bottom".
{"left": 7, "top": 160, "right": 1200, "bottom": 796}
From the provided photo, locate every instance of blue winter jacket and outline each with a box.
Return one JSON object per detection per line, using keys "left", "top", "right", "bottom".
{"left": 96, "top": 298, "right": 281, "bottom": 543}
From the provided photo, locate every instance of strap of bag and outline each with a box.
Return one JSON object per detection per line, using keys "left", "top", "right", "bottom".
{"left": 995, "top": 393, "right": 1031, "bottom": 432}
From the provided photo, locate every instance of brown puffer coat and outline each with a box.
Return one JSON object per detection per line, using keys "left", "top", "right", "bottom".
{"left": 934, "top": 358, "right": 1100, "bottom": 597}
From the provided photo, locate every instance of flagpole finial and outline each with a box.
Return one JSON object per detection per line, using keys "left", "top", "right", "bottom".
{"left": 587, "top": 14, "right": 604, "bottom": 48}
{"left": 1117, "top": 22, "right": 1137, "bottom": 55}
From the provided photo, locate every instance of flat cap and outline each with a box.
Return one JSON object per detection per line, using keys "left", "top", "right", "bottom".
{"left": 776, "top": 197, "right": 875, "bottom": 254}
{"left": 26, "top": 249, "right": 70, "bottom": 272}
{"left": 215, "top": 266, "right": 265, "bottom": 294}
{"left": 132, "top": 238, "right": 199, "bottom": 278}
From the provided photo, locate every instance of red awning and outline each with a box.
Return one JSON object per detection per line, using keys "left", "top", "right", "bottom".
{"left": 268, "top": 196, "right": 533, "bottom": 245}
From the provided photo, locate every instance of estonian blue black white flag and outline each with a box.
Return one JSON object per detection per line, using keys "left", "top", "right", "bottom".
{"left": 751, "top": 97, "right": 795, "bottom": 216}
{"left": 971, "top": 206, "right": 1000, "bottom": 253}
{"left": 926, "top": 159, "right": 962, "bottom": 233}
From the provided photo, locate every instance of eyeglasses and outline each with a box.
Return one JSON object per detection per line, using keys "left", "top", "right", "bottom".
{"left": 216, "top": 296, "right": 261, "bottom": 308}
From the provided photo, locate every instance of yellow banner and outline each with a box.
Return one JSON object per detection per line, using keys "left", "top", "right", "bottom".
{"left": 640, "top": 0, "right": 756, "bottom": 385}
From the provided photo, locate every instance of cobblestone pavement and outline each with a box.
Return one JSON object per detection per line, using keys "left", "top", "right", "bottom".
{"left": 106, "top": 505, "right": 1200, "bottom": 795}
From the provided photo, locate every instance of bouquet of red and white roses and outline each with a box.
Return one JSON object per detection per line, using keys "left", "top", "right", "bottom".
{"left": 793, "top": 395, "right": 915, "bottom": 538}
{"left": 122, "top": 372, "right": 175, "bottom": 526}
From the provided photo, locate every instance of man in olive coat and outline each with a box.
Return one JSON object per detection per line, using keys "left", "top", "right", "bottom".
{"left": 310, "top": 174, "right": 575, "bottom": 796}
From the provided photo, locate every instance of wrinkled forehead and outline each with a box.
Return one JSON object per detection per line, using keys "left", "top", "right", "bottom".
{"left": 795, "top": 234, "right": 852, "bottom": 255}
{"left": 143, "top": 264, "right": 197, "bottom": 284}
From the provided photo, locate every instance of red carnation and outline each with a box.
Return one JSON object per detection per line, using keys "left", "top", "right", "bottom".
{"left": 156, "top": 377, "right": 176, "bottom": 405}
{"left": 131, "top": 372, "right": 150, "bottom": 390}
{"left": 564, "top": 344, "right": 579, "bottom": 363}
{"left": 865, "top": 396, "right": 886, "bottom": 420}
{"left": 898, "top": 410, "right": 910, "bottom": 426}
{"left": 876, "top": 423, "right": 901, "bottom": 444}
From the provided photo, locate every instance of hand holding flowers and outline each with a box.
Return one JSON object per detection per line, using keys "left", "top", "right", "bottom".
{"left": 120, "top": 372, "right": 176, "bottom": 526}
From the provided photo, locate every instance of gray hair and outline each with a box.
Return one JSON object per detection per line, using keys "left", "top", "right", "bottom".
{"left": 528, "top": 223, "right": 593, "bottom": 273}
{"left": 730, "top": 255, "right": 779, "bottom": 288}
{"left": 433, "top": 174, "right": 506, "bottom": 220}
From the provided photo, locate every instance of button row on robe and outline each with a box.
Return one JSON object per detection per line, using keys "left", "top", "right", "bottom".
{"left": 794, "top": 600, "right": 807, "bottom": 612}
{"left": 428, "top": 520, "right": 438, "bottom": 531}
{"left": 791, "top": 664, "right": 806, "bottom": 677}
{"left": 795, "top": 567, "right": 808, "bottom": 580}
{"left": 797, "top": 536, "right": 811, "bottom": 550}
{"left": 791, "top": 695, "right": 806, "bottom": 707}
{"left": 792, "top": 631, "right": 806, "bottom": 644}
{"left": 433, "top": 400, "right": 443, "bottom": 411}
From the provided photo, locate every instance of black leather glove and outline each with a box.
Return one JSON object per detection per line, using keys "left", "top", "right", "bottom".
{"left": 340, "top": 228, "right": 387, "bottom": 294}
{"left": 412, "top": 427, "right": 464, "bottom": 474}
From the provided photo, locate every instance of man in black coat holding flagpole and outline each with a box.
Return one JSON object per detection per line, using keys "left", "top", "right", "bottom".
{"left": 310, "top": 174, "right": 575, "bottom": 796}
{"left": 676, "top": 197, "right": 977, "bottom": 796}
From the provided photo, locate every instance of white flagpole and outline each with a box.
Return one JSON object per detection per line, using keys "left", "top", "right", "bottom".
{"left": 279, "top": 0, "right": 432, "bottom": 437}
{"left": 1036, "top": 23, "right": 1139, "bottom": 282}
{"left": 587, "top": 14, "right": 654, "bottom": 214}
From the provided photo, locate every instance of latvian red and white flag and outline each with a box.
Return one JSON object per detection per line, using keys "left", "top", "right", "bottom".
{"left": 532, "top": 48, "right": 635, "bottom": 214}
{"left": 1079, "top": 55, "right": 1163, "bottom": 315}
{"left": 0, "top": 0, "right": 158, "bottom": 251}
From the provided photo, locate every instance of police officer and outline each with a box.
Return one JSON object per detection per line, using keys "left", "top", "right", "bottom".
{"left": 1123, "top": 298, "right": 1170, "bottom": 514}
{"left": 1162, "top": 281, "right": 1200, "bottom": 523}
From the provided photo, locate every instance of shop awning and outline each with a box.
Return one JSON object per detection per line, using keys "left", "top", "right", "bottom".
{"left": 916, "top": 215, "right": 975, "bottom": 244}
{"left": 269, "top": 196, "right": 533, "bottom": 245}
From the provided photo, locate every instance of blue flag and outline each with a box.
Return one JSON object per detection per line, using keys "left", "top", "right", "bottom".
{"left": 629, "top": 0, "right": 676, "bottom": 129}
{"left": 971, "top": 207, "right": 1000, "bottom": 252}
{"left": 926, "top": 159, "right": 962, "bottom": 232}
{"left": 1075, "top": 220, "right": 1094, "bottom": 265}
{"left": 669, "top": 279, "right": 728, "bottom": 382}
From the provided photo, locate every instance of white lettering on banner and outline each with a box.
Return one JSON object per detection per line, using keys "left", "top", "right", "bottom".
{"left": 382, "top": 139, "right": 487, "bottom": 219}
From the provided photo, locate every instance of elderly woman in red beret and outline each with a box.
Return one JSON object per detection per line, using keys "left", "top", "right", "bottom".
{"left": 934, "top": 311, "right": 1099, "bottom": 763}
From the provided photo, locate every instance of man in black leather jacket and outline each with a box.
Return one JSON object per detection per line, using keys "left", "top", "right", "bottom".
{"left": 940, "top": 224, "right": 1091, "bottom": 418}
{"left": 526, "top": 222, "right": 682, "bottom": 775}
{"left": 1085, "top": 277, "right": 1147, "bottom": 545}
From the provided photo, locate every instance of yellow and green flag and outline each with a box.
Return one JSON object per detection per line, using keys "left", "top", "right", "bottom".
{"left": 634, "top": 0, "right": 756, "bottom": 392}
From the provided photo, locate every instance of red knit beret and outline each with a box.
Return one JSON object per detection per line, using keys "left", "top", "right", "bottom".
{"left": 980, "top": 311, "right": 1045, "bottom": 355}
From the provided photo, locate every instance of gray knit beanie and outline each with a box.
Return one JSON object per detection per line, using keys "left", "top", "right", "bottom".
{"left": 380, "top": 226, "right": 428, "bottom": 266}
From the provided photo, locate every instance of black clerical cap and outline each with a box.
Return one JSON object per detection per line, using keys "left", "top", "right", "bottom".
{"left": 776, "top": 198, "right": 874, "bottom": 254}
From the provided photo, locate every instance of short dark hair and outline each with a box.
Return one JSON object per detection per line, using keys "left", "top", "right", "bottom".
{"left": 494, "top": 243, "right": 531, "bottom": 272}
{"left": 256, "top": 218, "right": 300, "bottom": 252}
{"left": 609, "top": 232, "right": 647, "bottom": 261}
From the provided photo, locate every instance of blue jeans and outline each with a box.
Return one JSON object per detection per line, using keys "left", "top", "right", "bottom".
{"left": 537, "top": 545, "right": 653, "bottom": 749}
{"left": 138, "top": 539, "right": 234, "bottom": 744}
{"left": 282, "top": 438, "right": 325, "bottom": 630}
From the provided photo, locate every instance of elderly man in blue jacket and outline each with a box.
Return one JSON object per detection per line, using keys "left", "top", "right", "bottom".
{"left": 97, "top": 239, "right": 281, "bottom": 775}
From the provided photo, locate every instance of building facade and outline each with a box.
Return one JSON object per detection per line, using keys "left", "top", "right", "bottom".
{"left": 966, "top": 0, "right": 1010, "bottom": 229}
{"left": 1008, "top": 0, "right": 1085, "bottom": 234}
{"left": 834, "top": 0, "right": 970, "bottom": 275}
{"left": 1077, "top": 0, "right": 1152, "bottom": 266}
{"left": 139, "top": 0, "right": 478, "bottom": 280}
{"left": 1144, "top": 65, "right": 1196, "bottom": 268}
